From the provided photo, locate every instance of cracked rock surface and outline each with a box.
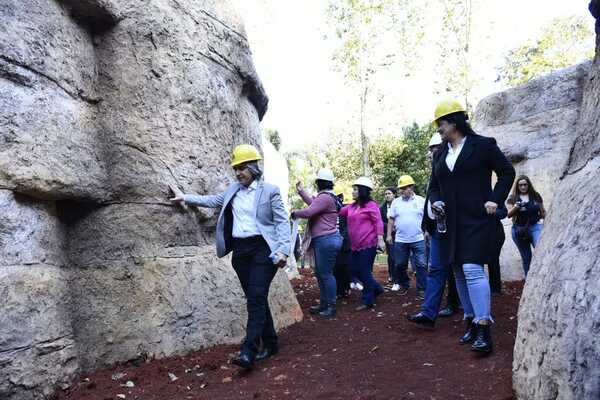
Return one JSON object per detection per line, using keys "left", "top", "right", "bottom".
{"left": 512, "top": 2, "right": 600, "bottom": 398}
{"left": 0, "top": 1, "right": 301, "bottom": 399}
{"left": 474, "top": 61, "right": 591, "bottom": 281}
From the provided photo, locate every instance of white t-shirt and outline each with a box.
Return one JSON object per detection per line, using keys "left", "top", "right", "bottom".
{"left": 388, "top": 195, "right": 425, "bottom": 243}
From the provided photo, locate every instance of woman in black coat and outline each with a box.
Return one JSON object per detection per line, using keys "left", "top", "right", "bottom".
{"left": 429, "top": 100, "right": 515, "bottom": 354}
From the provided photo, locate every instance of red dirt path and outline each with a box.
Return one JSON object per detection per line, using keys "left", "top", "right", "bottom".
{"left": 53, "top": 266, "right": 522, "bottom": 400}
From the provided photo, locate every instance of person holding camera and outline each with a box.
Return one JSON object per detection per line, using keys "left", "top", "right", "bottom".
{"left": 339, "top": 177, "right": 386, "bottom": 311}
{"left": 506, "top": 175, "right": 545, "bottom": 276}
{"left": 428, "top": 100, "right": 515, "bottom": 354}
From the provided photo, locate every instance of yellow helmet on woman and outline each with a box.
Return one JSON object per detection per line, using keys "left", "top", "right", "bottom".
{"left": 231, "top": 144, "right": 262, "bottom": 167}
{"left": 433, "top": 99, "right": 466, "bottom": 127}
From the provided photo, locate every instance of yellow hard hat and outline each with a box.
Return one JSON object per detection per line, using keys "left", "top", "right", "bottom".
{"left": 397, "top": 175, "right": 415, "bottom": 188}
{"left": 231, "top": 144, "right": 262, "bottom": 167}
{"left": 433, "top": 99, "right": 466, "bottom": 127}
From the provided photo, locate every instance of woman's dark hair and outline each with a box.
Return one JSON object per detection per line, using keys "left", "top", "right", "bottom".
{"left": 316, "top": 179, "right": 334, "bottom": 192}
{"left": 385, "top": 187, "right": 397, "bottom": 196}
{"left": 354, "top": 185, "right": 372, "bottom": 206}
{"left": 437, "top": 111, "right": 476, "bottom": 137}
{"left": 510, "top": 175, "right": 543, "bottom": 204}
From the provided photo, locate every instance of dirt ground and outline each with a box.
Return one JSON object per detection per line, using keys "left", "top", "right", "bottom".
{"left": 53, "top": 266, "right": 522, "bottom": 400}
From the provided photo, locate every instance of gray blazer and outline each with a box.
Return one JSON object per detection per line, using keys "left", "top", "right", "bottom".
{"left": 183, "top": 180, "right": 291, "bottom": 259}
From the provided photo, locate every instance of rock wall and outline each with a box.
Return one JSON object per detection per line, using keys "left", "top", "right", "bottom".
{"left": 512, "top": 1, "right": 600, "bottom": 399}
{"left": 473, "top": 61, "right": 591, "bottom": 281}
{"left": 0, "top": 1, "right": 302, "bottom": 399}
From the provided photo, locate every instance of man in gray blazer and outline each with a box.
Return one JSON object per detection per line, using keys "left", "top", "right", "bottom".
{"left": 170, "top": 144, "right": 291, "bottom": 370}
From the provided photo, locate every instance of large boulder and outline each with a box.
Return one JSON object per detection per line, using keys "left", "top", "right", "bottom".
{"left": 0, "top": 1, "right": 302, "bottom": 399}
{"left": 473, "top": 61, "right": 591, "bottom": 281}
{"left": 512, "top": 1, "right": 600, "bottom": 398}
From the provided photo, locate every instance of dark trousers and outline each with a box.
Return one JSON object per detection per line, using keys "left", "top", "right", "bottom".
{"left": 487, "top": 233, "right": 505, "bottom": 293}
{"left": 334, "top": 250, "right": 351, "bottom": 296}
{"left": 231, "top": 236, "right": 278, "bottom": 356}
{"left": 446, "top": 267, "right": 459, "bottom": 308}
{"left": 386, "top": 242, "right": 395, "bottom": 280}
{"left": 351, "top": 247, "right": 384, "bottom": 306}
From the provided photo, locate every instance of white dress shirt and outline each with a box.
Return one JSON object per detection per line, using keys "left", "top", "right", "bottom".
{"left": 445, "top": 136, "right": 467, "bottom": 172}
{"left": 231, "top": 181, "right": 261, "bottom": 238}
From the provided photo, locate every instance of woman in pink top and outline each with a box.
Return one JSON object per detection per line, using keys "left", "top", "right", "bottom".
{"left": 339, "top": 177, "right": 386, "bottom": 311}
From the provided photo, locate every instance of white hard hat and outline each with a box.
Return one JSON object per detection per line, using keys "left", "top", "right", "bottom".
{"left": 353, "top": 176, "right": 374, "bottom": 189}
{"left": 316, "top": 168, "right": 335, "bottom": 183}
{"left": 429, "top": 132, "right": 442, "bottom": 148}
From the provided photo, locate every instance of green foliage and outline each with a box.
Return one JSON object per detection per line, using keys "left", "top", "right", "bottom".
{"left": 369, "top": 123, "right": 434, "bottom": 202}
{"left": 265, "top": 128, "right": 282, "bottom": 151}
{"left": 286, "top": 123, "right": 434, "bottom": 207}
{"left": 497, "top": 15, "right": 595, "bottom": 87}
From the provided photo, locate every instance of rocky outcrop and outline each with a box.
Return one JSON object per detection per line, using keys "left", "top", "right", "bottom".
{"left": 474, "top": 61, "right": 591, "bottom": 281}
{"left": 512, "top": 1, "right": 600, "bottom": 398}
{"left": 0, "top": 1, "right": 301, "bottom": 399}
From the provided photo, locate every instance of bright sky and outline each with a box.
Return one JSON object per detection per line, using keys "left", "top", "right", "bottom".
{"left": 233, "top": 0, "right": 594, "bottom": 152}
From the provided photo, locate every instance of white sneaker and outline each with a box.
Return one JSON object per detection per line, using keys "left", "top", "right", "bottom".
{"left": 356, "top": 282, "right": 364, "bottom": 291}
{"left": 350, "top": 282, "right": 357, "bottom": 290}
{"left": 391, "top": 284, "right": 400, "bottom": 291}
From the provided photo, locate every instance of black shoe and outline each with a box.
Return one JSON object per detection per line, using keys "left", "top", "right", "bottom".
{"left": 319, "top": 306, "right": 336, "bottom": 319}
{"left": 459, "top": 318, "right": 476, "bottom": 345}
{"left": 438, "top": 306, "right": 457, "bottom": 318}
{"left": 231, "top": 352, "right": 254, "bottom": 370}
{"left": 309, "top": 304, "right": 326, "bottom": 314}
{"left": 471, "top": 323, "right": 493, "bottom": 353}
{"left": 406, "top": 312, "right": 435, "bottom": 329}
{"left": 255, "top": 347, "right": 279, "bottom": 362}
{"left": 355, "top": 304, "right": 374, "bottom": 312}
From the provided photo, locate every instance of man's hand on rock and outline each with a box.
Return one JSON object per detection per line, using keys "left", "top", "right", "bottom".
{"left": 274, "top": 252, "right": 288, "bottom": 268}
{"left": 169, "top": 184, "right": 185, "bottom": 205}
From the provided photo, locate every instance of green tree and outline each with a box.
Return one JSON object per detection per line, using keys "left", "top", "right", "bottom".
{"left": 433, "top": 0, "right": 478, "bottom": 112}
{"left": 326, "top": 0, "right": 428, "bottom": 175}
{"left": 497, "top": 15, "right": 595, "bottom": 87}
{"left": 369, "top": 123, "right": 434, "bottom": 203}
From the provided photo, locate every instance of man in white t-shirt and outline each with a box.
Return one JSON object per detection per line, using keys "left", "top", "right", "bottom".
{"left": 386, "top": 175, "right": 427, "bottom": 297}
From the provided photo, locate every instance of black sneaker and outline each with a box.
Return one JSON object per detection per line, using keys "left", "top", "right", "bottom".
{"left": 406, "top": 312, "right": 435, "bottom": 330}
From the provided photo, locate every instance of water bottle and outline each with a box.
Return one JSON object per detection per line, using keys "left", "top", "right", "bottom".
{"left": 433, "top": 201, "right": 447, "bottom": 234}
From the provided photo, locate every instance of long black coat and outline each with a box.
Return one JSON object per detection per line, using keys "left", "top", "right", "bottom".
{"left": 428, "top": 134, "right": 515, "bottom": 266}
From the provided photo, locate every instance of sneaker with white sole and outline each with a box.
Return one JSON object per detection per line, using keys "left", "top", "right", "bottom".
{"left": 391, "top": 284, "right": 401, "bottom": 291}
{"left": 356, "top": 282, "right": 364, "bottom": 291}
{"left": 350, "top": 282, "right": 357, "bottom": 290}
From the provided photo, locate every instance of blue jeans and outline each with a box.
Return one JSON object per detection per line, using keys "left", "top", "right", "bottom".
{"left": 420, "top": 234, "right": 451, "bottom": 320}
{"left": 312, "top": 233, "right": 343, "bottom": 306}
{"left": 453, "top": 263, "right": 492, "bottom": 324}
{"left": 351, "top": 247, "right": 384, "bottom": 305}
{"left": 511, "top": 223, "right": 543, "bottom": 276}
{"left": 393, "top": 240, "right": 427, "bottom": 291}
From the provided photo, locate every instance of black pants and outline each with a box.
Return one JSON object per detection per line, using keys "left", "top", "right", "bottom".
{"left": 446, "top": 267, "right": 459, "bottom": 309}
{"left": 386, "top": 242, "right": 395, "bottom": 280}
{"left": 231, "top": 236, "right": 278, "bottom": 356}
{"left": 334, "top": 250, "right": 351, "bottom": 296}
{"left": 488, "top": 233, "right": 505, "bottom": 293}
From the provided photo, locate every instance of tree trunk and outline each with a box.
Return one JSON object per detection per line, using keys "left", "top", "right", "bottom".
{"left": 360, "top": 84, "right": 370, "bottom": 176}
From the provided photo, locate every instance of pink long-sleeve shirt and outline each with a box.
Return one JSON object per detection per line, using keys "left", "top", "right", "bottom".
{"left": 294, "top": 189, "right": 338, "bottom": 238}
{"left": 339, "top": 201, "right": 384, "bottom": 251}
